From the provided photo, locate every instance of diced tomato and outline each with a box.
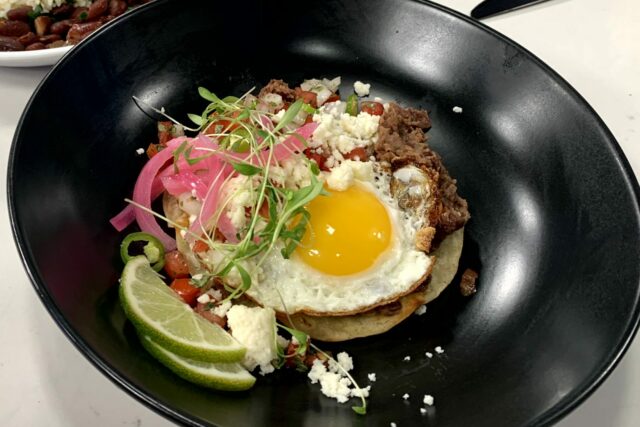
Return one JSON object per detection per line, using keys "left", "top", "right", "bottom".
{"left": 170, "top": 278, "right": 200, "bottom": 306}
{"left": 204, "top": 110, "right": 242, "bottom": 135}
{"left": 360, "top": 101, "right": 384, "bottom": 116}
{"left": 325, "top": 93, "right": 340, "bottom": 103}
{"left": 304, "top": 114, "right": 314, "bottom": 124}
{"left": 295, "top": 89, "right": 318, "bottom": 108}
{"left": 304, "top": 148, "right": 328, "bottom": 171}
{"left": 146, "top": 143, "right": 160, "bottom": 159}
{"left": 157, "top": 121, "right": 174, "bottom": 145}
{"left": 192, "top": 240, "right": 209, "bottom": 253}
{"left": 343, "top": 147, "right": 368, "bottom": 161}
{"left": 195, "top": 302, "right": 226, "bottom": 328}
{"left": 164, "top": 250, "right": 190, "bottom": 279}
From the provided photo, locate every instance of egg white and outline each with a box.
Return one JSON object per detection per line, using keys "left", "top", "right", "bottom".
{"left": 241, "top": 164, "right": 434, "bottom": 316}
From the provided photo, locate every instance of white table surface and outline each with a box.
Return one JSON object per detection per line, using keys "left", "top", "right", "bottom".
{"left": 1, "top": 1, "right": 638, "bottom": 425}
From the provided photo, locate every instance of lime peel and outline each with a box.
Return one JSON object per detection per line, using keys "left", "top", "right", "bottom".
{"left": 119, "top": 256, "right": 246, "bottom": 363}
{"left": 140, "top": 334, "right": 255, "bottom": 392}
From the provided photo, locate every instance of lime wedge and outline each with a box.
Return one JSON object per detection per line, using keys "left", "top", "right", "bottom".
{"left": 119, "top": 256, "right": 245, "bottom": 363}
{"left": 140, "top": 335, "right": 256, "bottom": 391}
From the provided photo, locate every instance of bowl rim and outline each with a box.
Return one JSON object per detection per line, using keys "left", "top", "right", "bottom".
{"left": 7, "top": 0, "right": 640, "bottom": 425}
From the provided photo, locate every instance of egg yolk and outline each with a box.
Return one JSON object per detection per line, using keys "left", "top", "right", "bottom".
{"left": 296, "top": 184, "right": 392, "bottom": 276}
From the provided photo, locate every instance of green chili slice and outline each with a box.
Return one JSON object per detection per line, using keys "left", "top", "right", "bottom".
{"left": 346, "top": 94, "right": 359, "bottom": 116}
{"left": 120, "top": 232, "right": 165, "bottom": 271}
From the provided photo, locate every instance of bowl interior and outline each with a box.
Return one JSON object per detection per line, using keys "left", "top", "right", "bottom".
{"left": 9, "top": 0, "right": 640, "bottom": 426}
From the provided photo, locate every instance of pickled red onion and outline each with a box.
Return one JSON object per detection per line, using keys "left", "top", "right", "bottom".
{"left": 131, "top": 137, "right": 188, "bottom": 250}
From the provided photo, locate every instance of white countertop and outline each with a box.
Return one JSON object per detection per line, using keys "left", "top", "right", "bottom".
{"left": 1, "top": 1, "right": 639, "bottom": 425}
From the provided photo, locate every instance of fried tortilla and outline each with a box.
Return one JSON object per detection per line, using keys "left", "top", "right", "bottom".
{"left": 280, "top": 228, "right": 464, "bottom": 341}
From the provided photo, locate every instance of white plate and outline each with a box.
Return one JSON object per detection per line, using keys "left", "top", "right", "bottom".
{"left": 0, "top": 46, "right": 73, "bottom": 67}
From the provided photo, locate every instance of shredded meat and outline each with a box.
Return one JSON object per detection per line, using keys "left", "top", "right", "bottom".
{"left": 459, "top": 269, "right": 478, "bottom": 297}
{"left": 374, "top": 102, "right": 470, "bottom": 240}
{"left": 258, "top": 79, "right": 297, "bottom": 102}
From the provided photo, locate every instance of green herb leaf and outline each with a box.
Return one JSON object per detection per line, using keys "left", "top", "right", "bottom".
{"left": 351, "top": 406, "right": 367, "bottom": 415}
{"left": 187, "top": 113, "right": 204, "bottom": 126}
{"left": 172, "top": 140, "right": 189, "bottom": 173}
{"left": 232, "top": 162, "right": 262, "bottom": 176}
{"left": 237, "top": 109, "right": 251, "bottom": 121}
{"left": 190, "top": 273, "right": 211, "bottom": 288}
{"left": 222, "top": 96, "right": 240, "bottom": 104}
{"left": 27, "top": 4, "right": 43, "bottom": 19}
{"left": 198, "top": 87, "right": 221, "bottom": 103}
{"left": 302, "top": 103, "right": 316, "bottom": 115}
{"left": 273, "top": 99, "right": 304, "bottom": 133}
{"left": 309, "top": 160, "right": 320, "bottom": 176}
{"left": 226, "top": 262, "right": 252, "bottom": 300}
{"left": 278, "top": 324, "right": 309, "bottom": 356}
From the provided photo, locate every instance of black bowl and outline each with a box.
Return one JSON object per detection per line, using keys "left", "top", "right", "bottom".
{"left": 8, "top": 0, "right": 640, "bottom": 426}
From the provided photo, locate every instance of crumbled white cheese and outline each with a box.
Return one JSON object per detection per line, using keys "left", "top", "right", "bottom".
{"left": 368, "top": 373, "right": 377, "bottom": 382}
{"left": 212, "top": 300, "right": 232, "bottom": 318}
{"left": 325, "top": 160, "right": 374, "bottom": 191}
{"left": 196, "top": 294, "right": 210, "bottom": 304}
{"left": 420, "top": 408, "right": 427, "bottom": 414}
{"left": 261, "top": 93, "right": 283, "bottom": 110}
{"left": 277, "top": 157, "right": 312, "bottom": 189}
{"left": 336, "top": 352, "right": 354, "bottom": 371}
{"left": 307, "top": 351, "right": 368, "bottom": 404}
{"left": 301, "top": 77, "right": 341, "bottom": 105}
{"left": 435, "top": 346, "right": 444, "bottom": 354}
{"left": 226, "top": 305, "right": 277, "bottom": 375}
{"left": 390, "top": 423, "right": 397, "bottom": 427}
{"left": 136, "top": 148, "right": 145, "bottom": 155}
{"left": 414, "top": 305, "right": 427, "bottom": 316}
{"left": 425, "top": 352, "right": 433, "bottom": 358}
{"left": 311, "top": 105, "right": 379, "bottom": 159}
{"left": 222, "top": 175, "right": 257, "bottom": 229}
{"left": 272, "top": 108, "right": 286, "bottom": 123}
{"left": 403, "top": 356, "right": 411, "bottom": 362}
{"left": 276, "top": 334, "right": 290, "bottom": 349}
{"left": 423, "top": 395, "right": 434, "bottom": 406}
{"left": 452, "top": 106, "right": 463, "bottom": 113}
{"left": 308, "top": 361, "right": 351, "bottom": 403}
{"left": 207, "top": 288, "right": 223, "bottom": 301}
{"left": 351, "top": 385, "right": 371, "bottom": 398}
{"left": 353, "top": 81, "right": 371, "bottom": 97}
{"left": 402, "top": 393, "right": 410, "bottom": 400}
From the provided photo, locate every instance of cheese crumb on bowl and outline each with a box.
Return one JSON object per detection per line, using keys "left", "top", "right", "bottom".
{"left": 226, "top": 305, "right": 277, "bottom": 375}
{"left": 353, "top": 80, "right": 371, "bottom": 97}
{"left": 307, "top": 351, "right": 370, "bottom": 404}
{"left": 423, "top": 394, "right": 434, "bottom": 406}
{"left": 414, "top": 304, "right": 427, "bottom": 315}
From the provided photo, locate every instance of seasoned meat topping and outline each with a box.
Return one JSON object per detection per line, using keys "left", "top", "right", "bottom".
{"left": 459, "top": 268, "right": 478, "bottom": 297}
{"left": 258, "top": 79, "right": 297, "bottom": 102}
{"left": 375, "top": 102, "right": 470, "bottom": 240}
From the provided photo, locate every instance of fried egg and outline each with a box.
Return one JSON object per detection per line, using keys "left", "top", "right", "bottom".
{"left": 242, "top": 161, "right": 435, "bottom": 316}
